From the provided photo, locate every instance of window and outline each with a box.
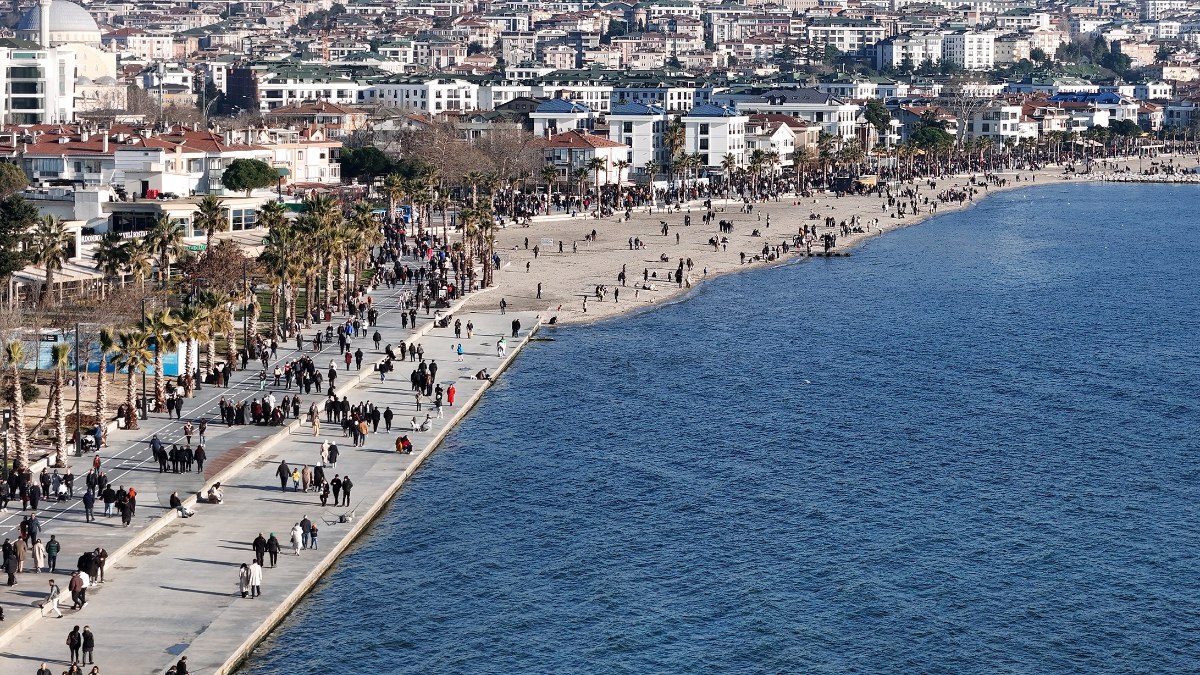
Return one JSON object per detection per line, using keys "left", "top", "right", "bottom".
{"left": 699, "top": 123, "right": 709, "bottom": 134}
{"left": 699, "top": 138, "right": 709, "bottom": 150}
{"left": 623, "top": 122, "right": 633, "bottom": 133}
{"left": 231, "top": 208, "right": 258, "bottom": 230}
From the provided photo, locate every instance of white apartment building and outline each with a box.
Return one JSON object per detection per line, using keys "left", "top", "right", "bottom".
{"left": 942, "top": 31, "right": 996, "bottom": 70}
{"left": 0, "top": 41, "right": 76, "bottom": 124}
{"left": 606, "top": 101, "right": 668, "bottom": 174}
{"left": 1142, "top": 0, "right": 1186, "bottom": 20}
{"left": 363, "top": 78, "right": 479, "bottom": 113}
{"left": 995, "top": 10, "right": 1051, "bottom": 31}
{"left": 875, "top": 32, "right": 943, "bottom": 70}
{"left": 962, "top": 103, "right": 1036, "bottom": 142}
{"left": 994, "top": 35, "right": 1032, "bottom": 65}
{"left": 721, "top": 88, "right": 859, "bottom": 140}
{"left": 683, "top": 104, "right": 747, "bottom": 170}
{"left": 806, "top": 18, "right": 887, "bottom": 56}
{"left": 529, "top": 98, "right": 595, "bottom": 136}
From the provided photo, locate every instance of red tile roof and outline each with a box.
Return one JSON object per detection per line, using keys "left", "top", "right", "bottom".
{"left": 540, "top": 130, "right": 626, "bottom": 150}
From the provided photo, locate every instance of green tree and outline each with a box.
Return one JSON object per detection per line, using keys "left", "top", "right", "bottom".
{"left": 221, "top": 158, "right": 278, "bottom": 196}
{"left": 174, "top": 304, "right": 209, "bottom": 397}
{"left": 144, "top": 308, "right": 180, "bottom": 412}
{"left": 114, "top": 330, "right": 153, "bottom": 430}
{"left": 863, "top": 99, "right": 892, "bottom": 138}
{"left": 0, "top": 162, "right": 28, "bottom": 197}
{"left": 193, "top": 194, "right": 228, "bottom": 251}
{"left": 143, "top": 214, "right": 187, "bottom": 287}
{"left": 338, "top": 146, "right": 393, "bottom": 184}
{"left": 93, "top": 230, "right": 126, "bottom": 296}
{"left": 28, "top": 214, "right": 72, "bottom": 306}
{"left": 0, "top": 194, "right": 36, "bottom": 288}
{"left": 1030, "top": 47, "right": 1048, "bottom": 64}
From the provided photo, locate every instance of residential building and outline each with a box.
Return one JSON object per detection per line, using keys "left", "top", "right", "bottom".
{"left": 683, "top": 103, "right": 747, "bottom": 170}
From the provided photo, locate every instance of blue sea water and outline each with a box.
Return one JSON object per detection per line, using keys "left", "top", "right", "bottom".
{"left": 241, "top": 183, "right": 1200, "bottom": 674}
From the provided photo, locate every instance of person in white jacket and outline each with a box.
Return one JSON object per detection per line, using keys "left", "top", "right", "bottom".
{"left": 290, "top": 523, "right": 303, "bottom": 555}
{"left": 248, "top": 561, "right": 263, "bottom": 598}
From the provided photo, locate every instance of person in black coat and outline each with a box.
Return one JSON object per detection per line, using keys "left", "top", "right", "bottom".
{"left": 275, "top": 460, "right": 290, "bottom": 491}
{"left": 266, "top": 533, "right": 281, "bottom": 567}
{"left": 252, "top": 533, "right": 267, "bottom": 566}
{"left": 340, "top": 476, "right": 353, "bottom": 507}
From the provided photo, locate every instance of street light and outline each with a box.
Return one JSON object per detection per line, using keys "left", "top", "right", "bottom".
{"left": 141, "top": 297, "right": 149, "bottom": 417}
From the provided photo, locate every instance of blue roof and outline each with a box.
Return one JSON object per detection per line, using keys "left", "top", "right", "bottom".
{"left": 1048, "top": 92, "right": 1125, "bottom": 104}
{"left": 611, "top": 102, "right": 666, "bottom": 115}
{"left": 535, "top": 99, "right": 592, "bottom": 113}
{"left": 687, "top": 103, "right": 740, "bottom": 118}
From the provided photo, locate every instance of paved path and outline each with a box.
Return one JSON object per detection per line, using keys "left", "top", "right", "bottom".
{"left": 0, "top": 273, "right": 424, "bottom": 621}
{"left": 0, "top": 269, "right": 540, "bottom": 674}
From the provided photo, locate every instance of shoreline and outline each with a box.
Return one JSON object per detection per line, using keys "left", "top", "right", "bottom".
{"left": 0, "top": 159, "right": 1193, "bottom": 674}
{"left": 470, "top": 158, "right": 1190, "bottom": 329}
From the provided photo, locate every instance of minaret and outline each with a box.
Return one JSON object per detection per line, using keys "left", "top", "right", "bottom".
{"left": 38, "top": 0, "right": 51, "bottom": 47}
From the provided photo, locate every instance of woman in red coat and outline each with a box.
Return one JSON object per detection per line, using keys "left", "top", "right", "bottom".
{"left": 446, "top": 384, "right": 456, "bottom": 406}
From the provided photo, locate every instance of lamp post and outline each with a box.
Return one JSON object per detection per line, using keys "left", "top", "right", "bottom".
{"left": 141, "top": 297, "right": 149, "bottom": 417}
{"left": 74, "top": 322, "right": 82, "bottom": 457}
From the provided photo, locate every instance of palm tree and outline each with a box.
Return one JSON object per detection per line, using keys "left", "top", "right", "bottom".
{"left": 143, "top": 214, "right": 187, "bottom": 288}
{"left": 793, "top": 145, "right": 814, "bottom": 192}
{"left": 643, "top": 159, "right": 661, "bottom": 184}
{"left": 720, "top": 154, "right": 739, "bottom": 198}
{"left": 587, "top": 156, "right": 607, "bottom": 218}
{"left": 174, "top": 304, "right": 209, "bottom": 397}
{"left": 29, "top": 215, "right": 71, "bottom": 306}
{"left": 119, "top": 238, "right": 153, "bottom": 292}
{"left": 114, "top": 330, "right": 152, "bottom": 431}
{"left": 613, "top": 159, "right": 631, "bottom": 185}
{"left": 380, "top": 173, "right": 406, "bottom": 224}
{"left": 193, "top": 195, "right": 227, "bottom": 251}
{"left": 93, "top": 230, "right": 126, "bottom": 296}
{"left": 259, "top": 220, "right": 298, "bottom": 340}
{"left": 5, "top": 340, "right": 29, "bottom": 472}
{"left": 94, "top": 327, "right": 115, "bottom": 429}
{"left": 817, "top": 131, "right": 838, "bottom": 187}
{"left": 540, "top": 165, "right": 558, "bottom": 198}
{"left": 144, "top": 307, "right": 179, "bottom": 412}
{"left": 662, "top": 117, "right": 686, "bottom": 188}
{"left": 48, "top": 342, "right": 71, "bottom": 466}
{"left": 196, "top": 290, "right": 229, "bottom": 374}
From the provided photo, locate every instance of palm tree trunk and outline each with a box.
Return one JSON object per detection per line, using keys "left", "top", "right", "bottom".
{"left": 125, "top": 370, "right": 138, "bottom": 431}
{"left": 270, "top": 288, "right": 281, "bottom": 341}
{"left": 9, "top": 364, "right": 28, "bottom": 471}
{"left": 94, "top": 354, "right": 107, "bottom": 426}
{"left": 52, "top": 367, "right": 66, "bottom": 466}
{"left": 205, "top": 328, "right": 216, "bottom": 374}
{"left": 153, "top": 352, "right": 165, "bottom": 412}
{"left": 224, "top": 308, "right": 238, "bottom": 373}
{"left": 183, "top": 339, "right": 195, "bottom": 398}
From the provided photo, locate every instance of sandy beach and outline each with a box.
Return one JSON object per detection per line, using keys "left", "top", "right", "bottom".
{"left": 465, "top": 157, "right": 1179, "bottom": 325}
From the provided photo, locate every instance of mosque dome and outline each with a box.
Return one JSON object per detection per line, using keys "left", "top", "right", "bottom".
{"left": 15, "top": 0, "right": 101, "bottom": 46}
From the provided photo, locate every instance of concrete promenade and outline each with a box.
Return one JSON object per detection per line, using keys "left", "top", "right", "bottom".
{"left": 0, "top": 274, "right": 541, "bottom": 673}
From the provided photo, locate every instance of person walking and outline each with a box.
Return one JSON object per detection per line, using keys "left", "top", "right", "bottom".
{"left": 238, "top": 563, "right": 251, "bottom": 598}
{"left": 341, "top": 476, "right": 353, "bottom": 507}
{"left": 46, "top": 535, "right": 59, "bottom": 572}
{"left": 252, "top": 533, "right": 267, "bottom": 566}
{"left": 290, "top": 523, "right": 303, "bottom": 556}
{"left": 81, "top": 490, "right": 95, "bottom": 522}
{"left": 248, "top": 560, "right": 263, "bottom": 598}
{"left": 42, "top": 578, "right": 63, "bottom": 617}
{"left": 81, "top": 625, "right": 95, "bottom": 664}
{"left": 33, "top": 538, "right": 47, "bottom": 573}
{"left": 309, "top": 522, "right": 319, "bottom": 550}
{"left": 266, "top": 533, "right": 281, "bottom": 567}
{"left": 275, "top": 460, "right": 290, "bottom": 491}
{"left": 67, "top": 625, "right": 82, "bottom": 662}
{"left": 299, "top": 516, "right": 312, "bottom": 549}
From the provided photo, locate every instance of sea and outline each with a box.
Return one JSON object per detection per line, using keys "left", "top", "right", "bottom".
{"left": 241, "top": 183, "right": 1200, "bottom": 674}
